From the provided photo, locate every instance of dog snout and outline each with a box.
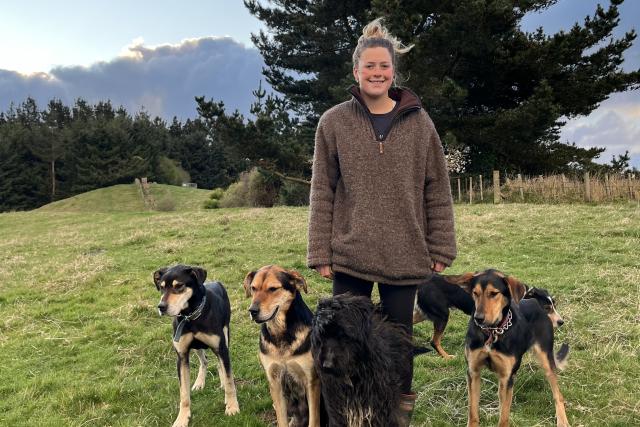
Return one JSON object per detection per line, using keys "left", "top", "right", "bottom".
{"left": 556, "top": 318, "right": 564, "bottom": 327}
{"left": 248, "top": 305, "right": 260, "bottom": 319}
{"left": 473, "top": 312, "right": 485, "bottom": 323}
{"left": 157, "top": 301, "right": 168, "bottom": 315}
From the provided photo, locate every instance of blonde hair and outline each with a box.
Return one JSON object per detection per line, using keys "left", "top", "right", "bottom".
{"left": 352, "top": 18, "right": 414, "bottom": 69}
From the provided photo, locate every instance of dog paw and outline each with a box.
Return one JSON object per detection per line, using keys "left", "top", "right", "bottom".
{"left": 444, "top": 354, "right": 456, "bottom": 360}
{"left": 225, "top": 400, "right": 240, "bottom": 415}
{"left": 172, "top": 412, "right": 190, "bottom": 427}
{"left": 191, "top": 379, "right": 205, "bottom": 391}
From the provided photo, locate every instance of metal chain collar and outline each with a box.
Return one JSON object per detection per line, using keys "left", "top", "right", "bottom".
{"left": 475, "top": 309, "right": 513, "bottom": 347}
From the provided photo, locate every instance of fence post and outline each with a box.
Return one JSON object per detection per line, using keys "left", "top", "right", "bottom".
{"left": 604, "top": 173, "right": 610, "bottom": 199}
{"left": 561, "top": 174, "right": 566, "bottom": 195}
{"left": 517, "top": 174, "right": 524, "bottom": 201}
{"left": 493, "top": 170, "right": 500, "bottom": 204}
{"left": 469, "top": 177, "right": 473, "bottom": 204}
{"left": 584, "top": 172, "right": 591, "bottom": 202}
{"left": 457, "top": 178, "right": 462, "bottom": 202}
{"left": 479, "top": 175, "right": 484, "bottom": 201}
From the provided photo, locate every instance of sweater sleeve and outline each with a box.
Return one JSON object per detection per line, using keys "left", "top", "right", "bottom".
{"left": 307, "top": 115, "right": 340, "bottom": 268}
{"left": 424, "top": 116, "right": 457, "bottom": 266}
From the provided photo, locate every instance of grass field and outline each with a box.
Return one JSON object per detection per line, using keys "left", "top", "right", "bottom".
{"left": 1, "top": 184, "right": 638, "bottom": 426}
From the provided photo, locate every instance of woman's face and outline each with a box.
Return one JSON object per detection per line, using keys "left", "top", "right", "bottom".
{"left": 353, "top": 46, "right": 394, "bottom": 100}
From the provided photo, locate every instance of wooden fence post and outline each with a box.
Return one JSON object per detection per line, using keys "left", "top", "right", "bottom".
{"left": 457, "top": 178, "right": 462, "bottom": 202}
{"left": 517, "top": 174, "right": 524, "bottom": 201}
{"left": 584, "top": 172, "right": 591, "bottom": 202}
{"left": 469, "top": 177, "right": 473, "bottom": 204}
{"left": 493, "top": 170, "right": 500, "bottom": 204}
{"left": 479, "top": 175, "right": 484, "bottom": 201}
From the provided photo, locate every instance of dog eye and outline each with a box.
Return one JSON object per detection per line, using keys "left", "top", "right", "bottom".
{"left": 489, "top": 292, "right": 499, "bottom": 298}
{"left": 268, "top": 287, "right": 279, "bottom": 293}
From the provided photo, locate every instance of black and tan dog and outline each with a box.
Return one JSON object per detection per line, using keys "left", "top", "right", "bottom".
{"left": 455, "top": 269, "right": 569, "bottom": 427}
{"left": 243, "top": 265, "right": 321, "bottom": 427}
{"left": 153, "top": 265, "right": 239, "bottom": 427}
{"left": 413, "top": 272, "right": 565, "bottom": 358}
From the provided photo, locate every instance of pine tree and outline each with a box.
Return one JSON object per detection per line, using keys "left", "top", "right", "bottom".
{"left": 246, "top": 0, "right": 640, "bottom": 174}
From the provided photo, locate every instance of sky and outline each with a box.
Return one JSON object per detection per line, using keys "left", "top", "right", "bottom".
{"left": 1, "top": 0, "right": 639, "bottom": 168}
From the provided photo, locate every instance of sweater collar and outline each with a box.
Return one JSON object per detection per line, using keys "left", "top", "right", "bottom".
{"left": 348, "top": 85, "right": 422, "bottom": 115}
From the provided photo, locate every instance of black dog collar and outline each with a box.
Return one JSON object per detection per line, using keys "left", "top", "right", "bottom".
{"left": 173, "top": 294, "right": 207, "bottom": 342}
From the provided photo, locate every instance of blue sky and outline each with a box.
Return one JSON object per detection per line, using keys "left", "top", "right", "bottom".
{"left": 1, "top": 0, "right": 639, "bottom": 167}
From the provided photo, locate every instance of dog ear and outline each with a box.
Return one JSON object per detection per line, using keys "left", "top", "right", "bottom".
{"left": 443, "top": 272, "right": 475, "bottom": 292}
{"left": 286, "top": 270, "right": 308, "bottom": 293}
{"left": 243, "top": 271, "right": 256, "bottom": 298}
{"left": 505, "top": 276, "right": 527, "bottom": 303}
{"left": 189, "top": 267, "right": 207, "bottom": 286}
{"left": 153, "top": 267, "right": 168, "bottom": 290}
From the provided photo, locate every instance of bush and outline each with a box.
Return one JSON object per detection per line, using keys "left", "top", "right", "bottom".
{"left": 218, "top": 168, "right": 280, "bottom": 208}
{"left": 209, "top": 188, "right": 225, "bottom": 200}
{"left": 203, "top": 199, "right": 220, "bottom": 209}
{"left": 277, "top": 181, "right": 310, "bottom": 206}
{"left": 154, "top": 156, "right": 191, "bottom": 186}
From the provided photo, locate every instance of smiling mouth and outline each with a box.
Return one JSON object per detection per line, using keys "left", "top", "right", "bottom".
{"left": 254, "top": 306, "right": 279, "bottom": 324}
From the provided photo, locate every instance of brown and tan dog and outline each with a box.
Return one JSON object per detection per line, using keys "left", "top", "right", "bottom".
{"left": 243, "top": 265, "right": 321, "bottom": 427}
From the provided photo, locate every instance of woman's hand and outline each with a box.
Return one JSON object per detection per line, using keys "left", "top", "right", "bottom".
{"left": 315, "top": 265, "right": 334, "bottom": 279}
{"left": 431, "top": 261, "right": 446, "bottom": 273}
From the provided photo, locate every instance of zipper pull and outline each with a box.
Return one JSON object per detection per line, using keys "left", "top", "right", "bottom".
{"left": 379, "top": 142, "right": 384, "bottom": 154}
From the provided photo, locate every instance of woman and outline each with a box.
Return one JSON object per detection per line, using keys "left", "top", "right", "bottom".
{"left": 307, "top": 18, "right": 457, "bottom": 424}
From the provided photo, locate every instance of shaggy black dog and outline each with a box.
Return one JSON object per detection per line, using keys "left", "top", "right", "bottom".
{"left": 311, "top": 294, "right": 413, "bottom": 427}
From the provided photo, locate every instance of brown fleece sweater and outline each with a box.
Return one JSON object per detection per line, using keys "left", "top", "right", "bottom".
{"left": 307, "top": 87, "right": 457, "bottom": 285}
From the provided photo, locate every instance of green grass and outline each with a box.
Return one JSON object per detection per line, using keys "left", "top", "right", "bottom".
{"left": 1, "top": 189, "right": 638, "bottom": 426}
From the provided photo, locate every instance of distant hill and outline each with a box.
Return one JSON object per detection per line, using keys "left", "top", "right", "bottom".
{"left": 37, "top": 183, "right": 211, "bottom": 212}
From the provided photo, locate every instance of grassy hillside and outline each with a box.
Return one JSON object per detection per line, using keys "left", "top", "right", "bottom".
{"left": 37, "top": 183, "right": 212, "bottom": 212}
{"left": 0, "top": 201, "right": 638, "bottom": 426}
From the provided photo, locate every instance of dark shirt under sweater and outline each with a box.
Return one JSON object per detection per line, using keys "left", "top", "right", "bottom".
{"left": 370, "top": 102, "right": 400, "bottom": 141}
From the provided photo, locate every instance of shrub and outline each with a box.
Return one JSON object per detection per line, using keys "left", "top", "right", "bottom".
{"left": 209, "top": 188, "right": 225, "bottom": 200}
{"left": 218, "top": 168, "right": 281, "bottom": 208}
{"left": 203, "top": 199, "right": 220, "bottom": 209}
{"left": 155, "top": 156, "right": 190, "bottom": 186}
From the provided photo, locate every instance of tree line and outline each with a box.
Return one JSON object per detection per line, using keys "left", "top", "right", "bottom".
{"left": 0, "top": 87, "right": 310, "bottom": 211}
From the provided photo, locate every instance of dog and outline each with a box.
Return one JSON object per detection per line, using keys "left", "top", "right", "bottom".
{"left": 311, "top": 294, "right": 413, "bottom": 427}
{"left": 153, "top": 265, "right": 239, "bottom": 427}
{"left": 413, "top": 272, "right": 565, "bottom": 358}
{"left": 456, "top": 269, "right": 570, "bottom": 427}
{"left": 243, "top": 265, "right": 321, "bottom": 427}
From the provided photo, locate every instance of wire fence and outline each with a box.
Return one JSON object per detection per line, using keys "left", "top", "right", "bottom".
{"left": 450, "top": 171, "right": 640, "bottom": 204}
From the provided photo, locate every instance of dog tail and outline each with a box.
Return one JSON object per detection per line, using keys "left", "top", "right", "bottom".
{"left": 554, "top": 343, "right": 569, "bottom": 371}
{"left": 413, "top": 345, "right": 432, "bottom": 357}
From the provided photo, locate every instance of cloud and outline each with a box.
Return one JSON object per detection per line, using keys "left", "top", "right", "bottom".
{"left": 560, "top": 90, "right": 640, "bottom": 168}
{"left": 0, "top": 37, "right": 270, "bottom": 120}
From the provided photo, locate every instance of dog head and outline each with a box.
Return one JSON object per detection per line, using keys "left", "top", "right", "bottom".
{"left": 311, "top": 294, "right": 374, "bottom": 377}
{"left": 450, "top": 269, "right": 526, "bottom": 327}
{"left": 524, "top": 287, "right": 564, "bottom": 328}
{"left": 243, "top": 265, "right": 307, "bottom": 324}
{"left": 153, "top": 265, "right": 207, "bottom": 316}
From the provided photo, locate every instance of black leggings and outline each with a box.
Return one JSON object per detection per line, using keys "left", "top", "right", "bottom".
{"left": 332, "top": 271, "right": 417, "bottom": 393}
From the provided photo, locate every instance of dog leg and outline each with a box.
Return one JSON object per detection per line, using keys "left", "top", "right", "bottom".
{"left": 534, "top": 344, "right": 570, "bottom": 427}
{"left": 192, "top": 349, "right": 207, "bottom": 391}
{"left": 301, "top": 366, "right": 321, "bottom": 427}
{"left": 497, "top": 374, "right": 514, "bottom": 427}
{"left": 264, "top": 362, "right": 289, "bottom": 427}
{"left": 195, "top": 332, "right": 239, "bottom": 415}
{"left": 465, "top": 349, "right": 482, "bottom": 427}
{"left": 432, "top": 320, "right": 454, "bottom": 359}
{"left": 173, "top": 350, "right": 191, "bottom": 427}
